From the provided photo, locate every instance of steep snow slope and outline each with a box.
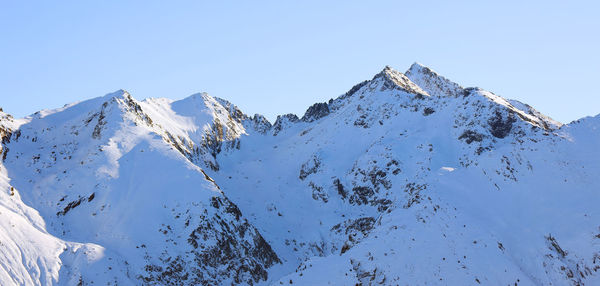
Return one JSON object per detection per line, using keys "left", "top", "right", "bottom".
{"left": 0, "top": 63, "right": 598, "bottom": 285}
{"left": 2, "top": 91, "right": 279, "bottom": 285}
{"left": 138, "top": 93, "right": 248, "bottom": 171}
{"left": 207, "top": 65, "right": 600, "bottom": 285}
{"left": 0, "top": 112, "right": 67, "bottom": 285}
{"left": 0, "top": 111, "right": 129, "bottom": 286}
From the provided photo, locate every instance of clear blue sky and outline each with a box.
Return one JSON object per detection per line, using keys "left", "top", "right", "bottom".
{"left": 1, "top": 1, "right": 599, "bottom": 123}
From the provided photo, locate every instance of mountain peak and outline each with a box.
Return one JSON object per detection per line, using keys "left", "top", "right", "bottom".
{"left": 407, "top": 62, "right": 430, "bottom": 73}
{"left": 405, "top": 62, "right": 463, "bottom": 98}
{"left": 375, "top": 65, "right": 401, "bottom": 78}
{"left": 382, "top": 65, "right": 394, "bottom": 73}
{"left": 103, "top": 89, "right": 131, "bottom": 101}
{"left": 372, "top": 65, "right": 429, "bottom": 97}
{"left": 406, "top": 62, "right": 440, "bottom": 80}
{"left": 181, "top": 92, "right": 211, "bottom": 103}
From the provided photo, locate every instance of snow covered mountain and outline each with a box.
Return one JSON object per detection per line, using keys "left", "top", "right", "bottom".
{"left": 0, "top": 63, "right": 599, "bottom": 285}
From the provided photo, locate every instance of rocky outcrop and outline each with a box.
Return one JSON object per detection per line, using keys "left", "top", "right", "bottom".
{"left": 488, "top": 110, "right": 517, "bottom": 138}
{"left": 215, "top": 97, "right": 248, "bottom": 123}
{"left": 301, "top": 102, "right": 330, "bottom": 122}
{"left": 0, "top": 111, "right": 14, "bottom": 161}
{"left": 140, "top": 196, "right": 280, "bottom": 285}
{"left": 344, "top": 80, "right": 369, "bottom": 98}
{"left": 299, "top": 155, "right": 321, "bottom": 180}
{"left": 272, "top": 114, "right": 300, "bottom": 136}
{"left": 372, "top": 66, "right": 429, "bottom": 97}
{"left": 246, "top": 114, "right": 272, "bottom": 134}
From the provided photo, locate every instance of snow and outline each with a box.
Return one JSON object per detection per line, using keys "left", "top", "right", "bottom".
{"left": 439, "top": 166, "right": 455, "bottom": 172}
{"left": 0, "top": 63, "right": 599, "bottom": 285}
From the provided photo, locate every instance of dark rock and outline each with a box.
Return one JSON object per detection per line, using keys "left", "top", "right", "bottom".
{"left": 462, "top": 87, "right": 479, "bottom": 97}
{"left": 546, "top": 234, "right": 567, "bottom": 258}
{"left": 373, "top": 199, "right": 393, "bottom": 212}
{"left": 91, "top": 103, "right": 108, "bottom": 139}
{"left": 301, "top": 102, "right": 330, "bottom": 122}
{"left": 488, "top": 110, "right": 516, "bottom": 138}
{"left": 299, "top": 155, "right": 321, "bottom": 180}
{"left": 423, "top": 107, "right": 435, "bottom": 116}
{"left": 272, "top": 114, "right": 300, "bottom": 136}
{"left": 349, "top": 186, "right": 374, "bottom": 205}
{"left": 56, "top": 194, "right": 95, "bottom": 216}
{"left": 333, "top": 179, "right": 347, "bottom": 199}
{"left": 458, "top": 130, "right": 484, "bottom": 144}
{"left": 249, "top": 114, "right": 272, "bottom": 134}
{"left": 345, "top": 217, "right": 376, "bottom": 236}
{"left": 368, "top": 169, "right": 391, "bottom": 190}
{"left": 122, "top": 93, "right": 154, "bottom": 126}
{"left": 144, "top": 196, "right": 280, "bottom": 285}
{"left": 214, "top": 97, "right": 248, "bottom": 123}
{"left": 353, "top": 114, "right": 370, "bottom": 128}
{"left": 404, "top": 183, "right": 427, "bottom": 208}
{"left": 309, "top": 182, "right": 328, "bottom": 203}
{"left": 344, "top": 80, "right": 369, "bottom": 98}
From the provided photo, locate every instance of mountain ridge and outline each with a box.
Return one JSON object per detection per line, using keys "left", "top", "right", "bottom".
{"left": 0, "top": 63, "right": 599, "bottom": 285}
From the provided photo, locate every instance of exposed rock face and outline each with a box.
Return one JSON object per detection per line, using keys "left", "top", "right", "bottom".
{"left": 215, "top": 97, "right": 248, "bottom": 123}
{"left": 301, "top": 102, "right": 330, "bottom": 122}
{"left": 488, "top": 110, "right": 517, "bottom": 138}
{"left": 246, "top": 114, "right": 272, "bottom": 134}
{"left": 141, "top": 196, "right": 280, "bottom": 285}
{"left": 0, "top": 111, "right": 14, "bottom": 161}
{"left": 332, "top": 217, "right": 376, "bottom": 254}
{"left": 344, "top": 80, "right": 369, "bottom": 98}
{"left": 86, "top": 90, "right": 154, "bottom": 139}
{"left": 299, "top": 154, "right": 321, "bottom": 180}
{"left": 139, "top": 93, "right": 247, "bottom": 171}
{"left": 272, "top": 113, "right": 300, "bottom": 135}
{"left": 372, "top": 65, "right": 429, "bottom": 96}
{"left": 459, "top": 130, "right": 484, "bottom": 144}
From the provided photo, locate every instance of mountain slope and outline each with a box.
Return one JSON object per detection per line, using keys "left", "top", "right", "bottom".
{"left": 0, "top": 64, "right": 599, "bottom": 285}
{"left": 0, "top": 111, "right": 131, "bottom": 285}
{"left": 204, "top": 64, "right": 599, "bottom": 285}
{"left": 2, "top": 91, "right": 279, "bottom": 285}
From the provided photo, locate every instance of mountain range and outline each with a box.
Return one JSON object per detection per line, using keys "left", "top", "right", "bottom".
{"left": 1, "top": 63, "right": 599, "bottom": 285}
